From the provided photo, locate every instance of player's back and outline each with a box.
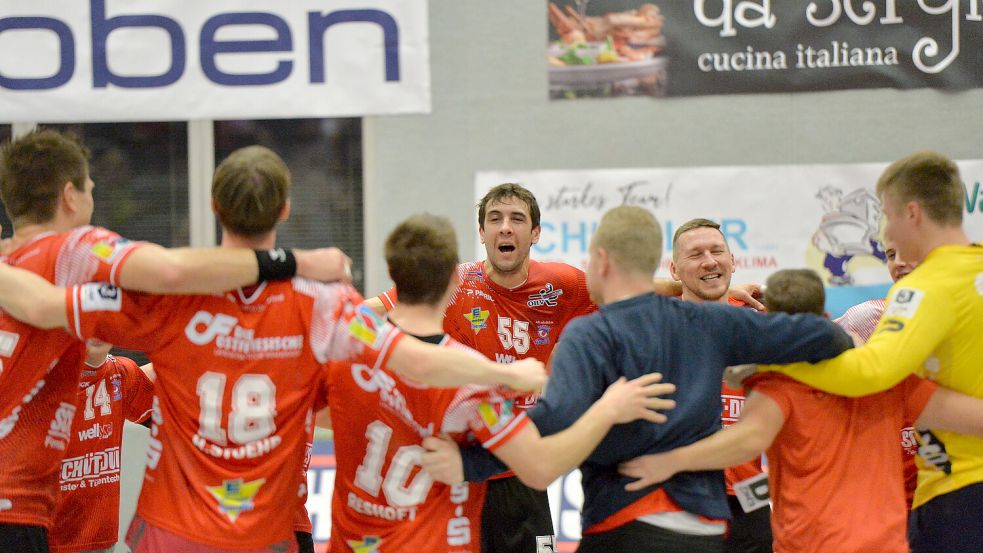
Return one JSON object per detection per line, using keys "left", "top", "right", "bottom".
{"left": 0, "top": 226, "right": 139, "bottom": 528}
{"left": 64, "top": 277, "right": 374, "bottom": 548}
{"left": 327, "top": 335, "right": 489, "bottom": 553}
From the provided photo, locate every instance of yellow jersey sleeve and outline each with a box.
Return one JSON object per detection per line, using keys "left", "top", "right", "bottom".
{"left": 760, "top": 279, "right": 955, "bottom": 397}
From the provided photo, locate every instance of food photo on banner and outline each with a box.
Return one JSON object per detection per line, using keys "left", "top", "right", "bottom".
{"left": 547, "top": 0, "right": 983, "bottom": 99}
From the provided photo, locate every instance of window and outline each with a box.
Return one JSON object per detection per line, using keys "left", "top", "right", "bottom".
{"left": 215, "top": 118, "right": 364, "bottom": 291}
{"left": 44, "top": 123, "right": 190, "bottom": 247}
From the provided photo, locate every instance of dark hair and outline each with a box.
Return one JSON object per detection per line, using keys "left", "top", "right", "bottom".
{"left": 764, "top": 269, "right": 826, "bottom": 316}
{"left": 477, "top": 183, "right": 540, "bottom": 230}
{"left": 212, "top": 146, "right": 290, "bottom": 237}
{"left": 0, "top": 129, "right": 90, "bottom": 226}
{"left": 385, "top": 214, "right": 459, "bottom": 305}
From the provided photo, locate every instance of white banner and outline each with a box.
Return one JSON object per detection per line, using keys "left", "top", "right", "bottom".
{"left": 476, "top": 161, "right": 983, "bottom": 317}
{"left": 0, "top": 0, "right": 430, "bottom": 122}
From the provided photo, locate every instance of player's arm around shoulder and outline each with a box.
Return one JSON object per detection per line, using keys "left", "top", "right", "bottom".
{"left": 494, "top": 373, "right": 676, "bottom": 490}
{"left": 117, "top": 244, "right": 352, "bottom": 294}
{"left": 620, "top": 388, "right": 784, "bottom": 491}
{"left": 0, "top": 262, "right": 69, "bottom": 329}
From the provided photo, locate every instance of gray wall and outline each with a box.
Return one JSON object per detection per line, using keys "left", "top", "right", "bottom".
{"left": 362, "top": 0, "right": 983, "bottom": 294}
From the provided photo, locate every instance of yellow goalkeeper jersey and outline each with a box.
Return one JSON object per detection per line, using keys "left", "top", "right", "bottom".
{"left": 763, "top": 244, "right": 983, "bottom": 508}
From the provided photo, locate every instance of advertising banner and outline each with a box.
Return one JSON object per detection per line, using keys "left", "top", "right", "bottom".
{"left": 0, "top": 0, "right": 430, "bottom": 121}
{"left": 476, "top": 160, "right": 983, "bottom": 317}
{"left": 547, "top": 1, "right": 983, "bottom": 99}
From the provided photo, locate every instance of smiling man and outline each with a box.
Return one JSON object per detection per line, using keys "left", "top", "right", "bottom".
{"left": 669, "top": 218, "right": 771, "bottom": 553}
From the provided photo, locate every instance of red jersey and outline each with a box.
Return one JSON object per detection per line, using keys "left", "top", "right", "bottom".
{"left": 721, "top": 298, "right": 766, "bottom": 496}
{"left": 0, "top": 227, "right": 141, "bottom": 528}
{"left": 327, "top": 334, "right": 530, "bottom": 553}
{"left": 835, "top": 299, "right": 918, "bottom": 506}
{"left": 62, "top": 280, "right": 404, "bottom": 549}
{"left": 378, "top": 259, "right": 595, "bottom": 409}
{"left": 746, "top": 373, "right": 936, "bottom": 553}
{"left": 50, "top": 355, "right": 154, "bottom": 553}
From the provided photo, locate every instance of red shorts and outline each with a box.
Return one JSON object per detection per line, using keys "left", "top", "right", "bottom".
{"left": 126, "top": 515, "right": 298, "bottom": 553}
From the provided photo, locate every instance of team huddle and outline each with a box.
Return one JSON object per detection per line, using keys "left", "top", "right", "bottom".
{"left": 0, "top": 130, "right": 980, "bottom": 553}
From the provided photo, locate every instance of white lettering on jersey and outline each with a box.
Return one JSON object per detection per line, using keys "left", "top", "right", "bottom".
{"left": 0, "top": 379, "right": 44, "bottom": 438}
{"left": 60, "top": 447, "right": 121, "bottom": 482}
{"left": 447, "top": 482, "right": 472, "bottom": 546}
{"left": 351, "top": 364, "right": 434, "bottom": 438}
{"left": 0, "top": 330, "right": 19, "bottom": 357}
{"left": 76, "top": 422, "right": 113, "bottom": 442}
{"left": 79, "top": 283, "right": 123, "bottom": 312}
{"left": 184, "top": 311, "right": 303, "bottom": 358}
{"left": 975, "top": 273, "right": 983, "bottom": 297}
{"left": 45, "top": 402, "right": 77, "bottom": 451}
{"left": 884, "top": 288, "right": 925, "bottom": 319}
{"left": 346, "top": 491, "right": 417, "bottom": 521}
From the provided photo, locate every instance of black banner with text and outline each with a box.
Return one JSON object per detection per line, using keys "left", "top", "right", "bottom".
{"left": 547, "top": 0, "right": 983, "bottom": 99}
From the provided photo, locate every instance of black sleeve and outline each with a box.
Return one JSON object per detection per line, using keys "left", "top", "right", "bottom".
{"left": 461, "top": 442, "right": 510, "bottom": 483}
{"left": 721, "top": 308, "right": 853, "bottom": 367}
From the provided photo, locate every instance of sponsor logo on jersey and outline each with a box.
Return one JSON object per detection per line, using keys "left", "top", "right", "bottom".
{"left": 721, "top": 394, "right": 743, "bottom": 424}
{"left": 349, "top": 305, "right": 388, "bottom": 350}
{"left": 0, "top": 379, "right": 44, "bottom": 439}
{"left": 45, "top": 402, "right": 76, "bottom": 451}
{"left": 463, "top": 308, "right": 490, "bottom": 334}
{"left": 77, "top": 422, "right": 113, "bottom": 442}
{"left": 901, "top": 426, "right": 918, "bottom": 456}
{"left": 351, "top": 364, "right": 433, "bottom": 438}
{"left": 61, "top": 447, "right": 121, "bottom": 483}
{"left": 884, "top": 287, "right": 925, "bottom": 319}
{"left": 80, "top": 283, "right": 122, "bottom": 312}
{"left": 527, "top": 283, "right": 563, "bottom": 308}
{"left": 185, "top": 311, "right": 304, "bottom": 359}
{"left": 917, "top": 428, "right": 953, "bottom": 475}
{"left": 534, "top": 324, "right": 551, "bottom": 346}
{"left": 89, "top": 239, "right": 131, "bottom": 263}
{"left": 0, "top": 499, "right": 10, "bottom": 512}
{"left": 463, "top": 288, "right": 494, "bottom": 302}
{"left": 347, "top": 535, "right": 382, "bottom": 553}
{"left": 207, "top": 477, "right": 266, "bottom": 523}
{"left": 110, "top": 374, "right": 123, "bottom": 401}
{"left": 463, "top": 270, "right": 484, "bottom": 282}
{"left": 477, "top": 399, "right": 514, "bottom": 433}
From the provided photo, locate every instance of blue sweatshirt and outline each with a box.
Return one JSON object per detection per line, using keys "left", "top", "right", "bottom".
{"left": 464, "top": 292, "right": 851, "bottom": 531}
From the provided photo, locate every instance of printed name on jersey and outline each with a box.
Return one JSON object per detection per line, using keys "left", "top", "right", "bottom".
{"left": 77, "top": 421, "right": 113, "bottom": 442}
{"left": 192, "top": 434, "right": 283, "bottom": 460}
{"left": 463, "top": 307, "right": 490, "bottom": 334}
{"left": 89, "top": 238, "right": 131, "bottom": 263}
{"left": 61, "top": 447, "right": 121, "bottom": 484}
{"left": 79, "top": 283, "right": 123, "bottom": 312}
{"left": 349, "top": 304, "right": 389, "bottom": 350}
{"left": 206, "top": 477, "right": 266, "bottom": 522}
{"left": 527, "top": 283, "right": 563, "bottom": 308}
{"left": 185, "top": 310, "right": 304, "bottom": 359}
{"left": 351, "top": 364, "right": 434, "bottom": 438}
{"left": 477, "top": 399, "right": 516, "bottom": 433}
{"left": 347, "top": 534, "right": 383, "bottom": 553}
{"left": 348, "top": 492, "right": 417, "bottom": 522}
{"left": 0, "top": 330, "right": 19, "bottom": 357}
{"left": 884, "top": 287, "right": 925, "bottom": 319}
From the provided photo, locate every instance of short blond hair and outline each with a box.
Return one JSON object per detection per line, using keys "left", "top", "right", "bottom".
{"left": 592, "top": 206, "right": 662, "bottom": 276}
{"left": 876, "top": 151, "right": 963, "bottom": 226}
